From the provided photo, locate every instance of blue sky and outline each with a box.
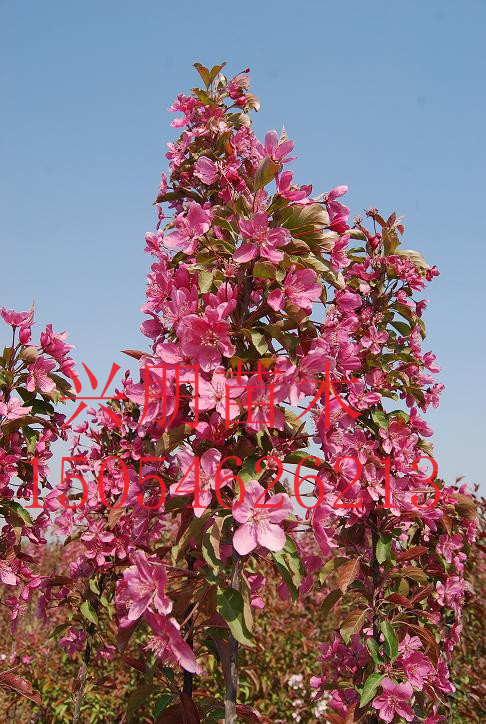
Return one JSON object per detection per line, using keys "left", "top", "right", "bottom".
{"left": 1, "top": 0, "right": 485, "bottom": 491}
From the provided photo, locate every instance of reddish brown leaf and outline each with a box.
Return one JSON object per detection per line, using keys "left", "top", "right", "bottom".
{"left": 236, "top": 703, "right": 267, "bottom": 722}
{"left": 121, "top": 349, "right": 145, "bottom": 360}
{"left": 403, "top": 623, "right": 439, "bottom": 664}
{"left": 122, "top": 655, "right": 146, "bottom": 674}
{"left": 116, "top": 620, "right": 137, "bottom": 653}
{"left": 337, "top": 559, "right": 360, "bottom": 593}
{"left": 156, "top": 693, "right": 200, "bottom": 723}
{"left": 397, "top": 546, "right": 428, "bottom": 562}
{"left": 410, "top": 584, "right": 434, "bottom": 605}
{"left": 385, "top": 593, "right": 411, "bottom": 607}
{"left": 0, "top": 672, "right": 41, "bottom": 706}
{"left": 108, "top": 506, "right": 125, "bottom": 529}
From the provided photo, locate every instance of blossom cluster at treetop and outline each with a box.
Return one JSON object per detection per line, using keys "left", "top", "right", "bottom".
{"left": 0, "top": 62, "right": 478, "bottom": 723}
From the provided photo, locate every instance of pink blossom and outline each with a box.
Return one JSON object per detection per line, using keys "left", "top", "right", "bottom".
{"left": 180, "top": 308, "right": 235, "bottom": 371}
{"left": 232, "top": 480, "right": 292, "bottom": 555}
{"left": 0, "top": 449, "right": 20, "bottom": 487}
{"left": 378, "top": 420, "right": 410, "bottom": 455}
{"left": 96, "top": 645, "right": 117, "bottom": 661}
{"left": 437, "top": 533, "right": 463, "bottom": 564}
{"left": 268, "top": 268, "right": 321, "bottom": 313}
{"left": 436, "top": 576, "right": 466, "bottom": 611}
{"left": 325, "top": 186, "right": 350, "bottom": 233}
{"left": 163, "top": 201, "right": 212, "bottom": 254}
{"left": 402, "top": 652, "right": 434, "bottom": 690}
{"left": 409, "top": 407, "right": 433, "bottom": 436}
{"left": 430, "top": 658, "right": 455, "bottom": 694}
{"left": 59, "top": 627, "right": 87, "bottom": 656}
{"left": 243, "top": 374, "right": 286, "bottom": 431}
{"left": 162, "top": 287, "right": 198, "bottom": 332}
{"left": 194, "top": 156, "right": 218, "bottom": 184}
{"left": 371, "top": 678, "right": 415, "bottom": 722}
{"left": 81, "top": 519, "right": 116, "bottom": 567}
{"left": 235, "top": 212, "right": 290, "bottom": 263}
{"left": 171, "top": 447, "right": 232, "bottom": 516}
{"left": 330, "top": 234, "right": 351, "bottom": 270}
{"left": 276, "top": 350, "right": 333, "bottom": 406}
{"left": 26, "top": 357, "right": 56, "bottom": 394}
{"left": 335, "top": 290, "right": 362, "bottom": 311}
{"left": 195, "top": 366, "right": 245, "bottom": 420}
{"left": 361, "top": 325, "right": 389, "bottom": 354}
{"left": 0, "top": 308, "right": 33, "bottom": 327}
{"left": 264, "top": 130, "right": 294, "bottom": 164}
{"left": 121, "top": 551, "right": 172, "bottom": 621}
{"left": 40, "top": 324, "right": 73, "bottom": 362}
{"left": 145, "top": 611, "right": 200, "bottom": 673}
{"left": 398, "top": 633, "right": 422, "bottom": 658}
{"left": 327, "top": 185, "right": 348, "bottom": 201}
{"left": 0, "top": 397, "right": 32, "bottom": 420}
{"left": 276, "top": 171, "right": 311, "bottom": 202}
{"left": 347, "top": 379, "right": 381, "bottom": 411}
{"left": 0, "top": 561, "right": 17, "bottom": 586}
{"left": 19, "top": 325, "right": 32, "bottom": 344}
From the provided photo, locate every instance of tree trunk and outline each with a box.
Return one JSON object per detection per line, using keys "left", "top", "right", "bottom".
{"left": 368, "top": 524, "right": 382, "bottom": 724}
{"left": 73, "top": 576, "right": 105, "bottom": 724}
{"left": 183, "top": 555, "right": 195, "bottom": 696}
{"left": 224, "top": 549, "right": 242, "bottom": 723}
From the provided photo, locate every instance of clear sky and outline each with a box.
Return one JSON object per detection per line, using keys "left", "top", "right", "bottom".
{"left": 1, "top": 0, "right": 485, "bottom": 491}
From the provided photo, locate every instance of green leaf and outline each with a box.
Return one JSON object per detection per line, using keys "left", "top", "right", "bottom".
{"left": 380, "top": 621, "right": 398, "bottom": 661}
{"left": 202, "top": 517, "right": 224, "bottom": 574}
{"left": 216, "top": 588, "right": 254, "bottom": 647}
{"left": 371, "top": 409, "right": 388, "bottom": 429}
{"left": 172, "top": 508, "right": 213, "bottom": 564}
{"left": 250, "top": 330, "right": 268, "bottom": 355}
{"left": 284, "top": 451, "right": 322, "bottom": 469}
{"left": 359, "top": 673, "right": 384, "bottom": 707}
{"left": 376, "top": 535, "right": 392, "bottom": 564}
{"left": 80, "top": 600, "right": 99, "bottom": 626}
{"left": 19, "top": 346, "right": 39, "bottom": 363}
{"left": 198, "top": 270, "right": 214, "bottom": 293}
{"left": 22, "top": 426, "right": 38, "bottom": 455}
{"left": 0, "top": 500, "right": 33, "bottom": 528}
{"left": 48, "top": 622, "right": 71, "bottom": 640}
{"left": 30, "top": 399, "right": 55, "bottom": 416}
{"left": 298, "top": 253, "right": 336, "bottom": 275}
{"left": 274, "top": 203, "right": 331, "bottom": 249}
{"left": 366, "top": 638, "right": 383, "bottom": 666}
{"left": 399, "top": 565, "right": 428, "bottom": 584}
{"left": 213, "top": 215, "right": 236, "bottom": 235}
{"left": 192, "top": 87, "right": 212, "bottom": 105}
{"left": 239, "top": 455, "right": 260, "bottom": 483}
{"left": 390, "top": 319, "right": 412, "bottom": 337}
{"left": 272, "top": 536, "right": 303, "bottom": 601}
{"left": 253, "top": 261, "right": 276, "bottom": 279}
{"left": 126, "top": 683, "right": 159, "bottom": 720}
{"left": 89, "top": 578, "right": 101, "bottom": 595}
{"left": 154, "top": 693, "right": 173, "bottom": 717}
{"left": 254, "top": 157, "right": 279, "bottom": 191}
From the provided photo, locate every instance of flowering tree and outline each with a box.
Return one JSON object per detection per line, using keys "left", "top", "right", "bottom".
{"left": 0, "top": 308, "right": 74, "bottom": 705}
{"left": 28, "top": 62, "right": 476, "bottom": 723}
